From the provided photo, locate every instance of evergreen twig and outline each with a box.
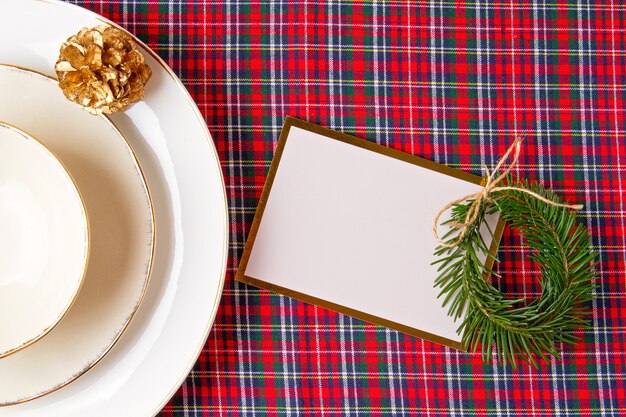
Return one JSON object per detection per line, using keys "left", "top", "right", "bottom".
{"left": 433, "top": 179, "right": 598, "bottom": 367}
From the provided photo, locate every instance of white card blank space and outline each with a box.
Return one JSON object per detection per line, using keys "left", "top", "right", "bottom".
{"left": 245, "top": 126, "right": 499, "bottom": 343}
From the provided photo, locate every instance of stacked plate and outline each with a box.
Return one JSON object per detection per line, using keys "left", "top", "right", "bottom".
{"left": 0, "top": 1, "right": 228, "bottom": 416}
{"left": 0, "top": 120, "right": 89, "bottom": 361}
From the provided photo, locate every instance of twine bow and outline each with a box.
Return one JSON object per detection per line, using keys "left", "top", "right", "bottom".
{"left": 433, "top": 137, "right": 584, "bottom": 248}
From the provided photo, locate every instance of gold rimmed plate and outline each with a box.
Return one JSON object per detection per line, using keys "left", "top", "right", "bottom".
{"left": 0, "top": 1, "right": 229, "bottom": 415}
{"left": 0, "top": 64, "right": 155, "bottom": 405}
{"left": 0, "top": 122, "right": 89, "bottom": 359}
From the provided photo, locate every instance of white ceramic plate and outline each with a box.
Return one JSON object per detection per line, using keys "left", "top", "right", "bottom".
{"left": 0, "top": 65, "right": 154, "bottom": 406}
{"left": 0, "top": 121, "right": 89, "bottom": 360}
{"left": 0, "top": 1, "right": 228, "bottom": 416}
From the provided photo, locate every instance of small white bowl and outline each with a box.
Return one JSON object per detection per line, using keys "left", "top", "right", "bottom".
{"left": 0, "top": 122, "right": 89, "bottom": 358}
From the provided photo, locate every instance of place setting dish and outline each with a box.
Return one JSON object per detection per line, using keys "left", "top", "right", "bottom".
{"left": 0, "top": 1, "right": 228, "bottom": 416}
{"left": 0, "top": 64, "right": 154, "bottom": 406}
{"left": 0, "top": 121, "right": 89, "bottom": 361}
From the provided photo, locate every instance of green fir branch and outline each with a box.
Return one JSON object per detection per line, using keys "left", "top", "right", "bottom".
{"left": 433, "top": 179, "right": 598, "bottom": 367}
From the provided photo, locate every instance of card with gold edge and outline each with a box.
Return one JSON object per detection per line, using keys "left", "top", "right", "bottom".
{"left": 236, "top": 116, "right": 504, "bottom": 350}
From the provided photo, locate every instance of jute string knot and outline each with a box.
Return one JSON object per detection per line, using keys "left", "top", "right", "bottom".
{"left": 433, "top": 137, "right": 584, "bottom": 248}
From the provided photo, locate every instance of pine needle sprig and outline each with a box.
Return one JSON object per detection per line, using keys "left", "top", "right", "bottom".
{"left": 433, "top": 179, "right": 598, "bottom": 367}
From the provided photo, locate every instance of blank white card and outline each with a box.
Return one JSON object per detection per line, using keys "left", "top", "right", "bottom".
{"left": 237, "top": 117, "right": 502, "bottom": 349}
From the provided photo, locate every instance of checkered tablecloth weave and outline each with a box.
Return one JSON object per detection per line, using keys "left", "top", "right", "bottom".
{"left": 70, "top": 0, "right": 626, "bottom": 415}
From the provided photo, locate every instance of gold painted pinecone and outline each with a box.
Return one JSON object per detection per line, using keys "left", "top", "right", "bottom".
{"left": 55, "top": 25, "right": 152, "bottom": 115}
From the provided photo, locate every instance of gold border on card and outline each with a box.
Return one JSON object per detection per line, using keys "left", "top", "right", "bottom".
{"left": 235, "top": 116, "right": 505, "bottom": 351}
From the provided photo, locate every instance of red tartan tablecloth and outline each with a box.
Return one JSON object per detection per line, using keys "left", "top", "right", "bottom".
{"left": 70, "top": 0, "right": 625, "bottom": 415}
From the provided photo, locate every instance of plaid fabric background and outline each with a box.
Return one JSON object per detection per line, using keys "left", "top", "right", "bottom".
{"left": 68, "top": 0, "right": 625, "bottom": 415}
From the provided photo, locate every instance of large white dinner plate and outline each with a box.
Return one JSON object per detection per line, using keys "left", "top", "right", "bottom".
{"left": 0, "top": 1, "right": 229, "bottom": 416}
